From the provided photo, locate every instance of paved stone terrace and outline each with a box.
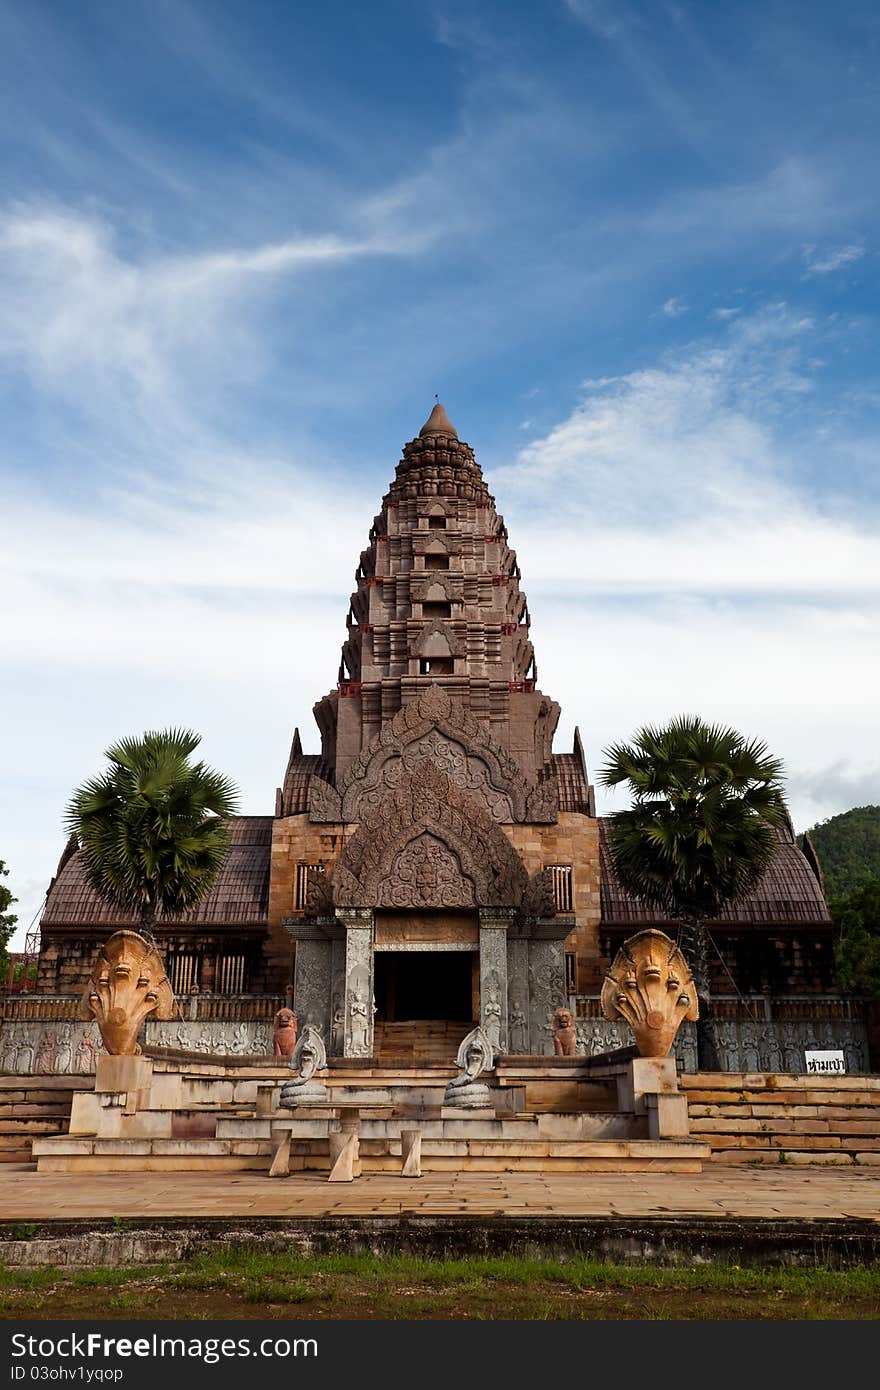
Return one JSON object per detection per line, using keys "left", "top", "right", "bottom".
{"left": 1, "top": 1164, "right": 878, "bottom": 1222}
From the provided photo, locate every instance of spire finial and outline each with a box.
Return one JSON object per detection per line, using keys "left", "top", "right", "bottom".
{"left": 419, "top": 401, "right": 458, "bottom": 439}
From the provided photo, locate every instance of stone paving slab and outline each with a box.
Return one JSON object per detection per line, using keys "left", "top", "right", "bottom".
{"left": 0, "top": 1164, "right": 878, "bottom": 1222}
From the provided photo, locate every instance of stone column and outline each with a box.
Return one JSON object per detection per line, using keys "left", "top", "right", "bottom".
{"left": 478, "top": 908, "right": 515, "bottom": 1055}
{"left": 339, "top": 908, "right": 375, "bottom": 1058}
{"left": 527, "top": 919, "right": 571, "bottom": 1055}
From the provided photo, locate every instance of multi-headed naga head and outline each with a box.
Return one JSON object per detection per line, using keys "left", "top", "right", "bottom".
{"left": 78, "top": 931, "right": 176, "bottom": 1055}
{"left": 600, "top": 929, "right": 699, "bottom": 1057}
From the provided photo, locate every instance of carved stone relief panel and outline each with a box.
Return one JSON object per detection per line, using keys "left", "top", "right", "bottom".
{"left": 527, "top": 939, "right": 567, "bottom": 1055}
{"left": 292, "top": 938, "right": 333, "bottom": 1047}
{"left": 376, "top": 833, "right": 476, "bottom": 909}
{"left": 506, "top": 937, "right": 530, "bottom": 1055}
{"left": 146, "top": 1020, "right": 273, "bottom": 1056}
{"left": 330, "top": 937, "right": 347, "bottom": 1057}
{"left": 331, "top": 761, "right": 529, "bottom": 909}
{"left": 342, "top": 915, "right": 374, "bottom": 1058}
{"left": 479, "top": 921, "right": 510, "bottom": 1054}
{"left": 313, "top": 682, "right": 556, "bottom": 825}
{"left": 0, "top": 1021, "right": 102, "bottom": 1074}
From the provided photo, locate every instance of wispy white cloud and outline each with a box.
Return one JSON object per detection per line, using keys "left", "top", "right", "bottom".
{"left": 802, "top": 243, "right": 865, "bottom": 277}
{"left": 662, "top": 295, "right": 688, "bottom": 317}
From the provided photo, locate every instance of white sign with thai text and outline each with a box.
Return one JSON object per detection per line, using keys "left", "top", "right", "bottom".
{"left": 804, "top": 1050, "right": 846, "bottom": 1074}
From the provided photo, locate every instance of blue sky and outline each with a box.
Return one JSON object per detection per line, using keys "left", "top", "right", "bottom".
{"left": 2, "top": 0, "right": 880, "bottom": 945}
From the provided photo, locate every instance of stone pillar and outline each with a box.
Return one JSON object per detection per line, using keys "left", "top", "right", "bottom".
{"left": 478, "top": 908, "right": 515, "bottom": 1055}
{"left": 285, "top": 919, "right": 337, "bottom": 1049}
{"left": 527, "top": 920, "right": 571, "bottom": 1055}
{"left": 339, "top": 908, "right": 375, "bottom": 1058}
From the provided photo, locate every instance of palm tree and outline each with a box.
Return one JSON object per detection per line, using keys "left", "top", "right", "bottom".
{"left": 599, "top": 715, "right": 788, "bottom": 1070}
{"left": 66, "top": 728, "right": 239, "bottom": 935}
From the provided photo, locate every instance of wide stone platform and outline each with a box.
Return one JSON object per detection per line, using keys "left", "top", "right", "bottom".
{"left": 29, "top": 1048, "right": 708, "bottom": 1175}
{"left": 1, "top": 1167, "right": 878, "bottom": 1268}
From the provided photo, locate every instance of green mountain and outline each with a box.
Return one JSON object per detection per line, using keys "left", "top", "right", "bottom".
{"left": 800, "top": 806, "right": 880, "bottom": 900}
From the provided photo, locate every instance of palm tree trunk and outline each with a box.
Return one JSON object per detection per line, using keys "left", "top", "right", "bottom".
{"left": 678, "top": 916, "right": 720, "bottom": 1072}
{"left": 139, "top": 904, "right": 157, "bottom": 943}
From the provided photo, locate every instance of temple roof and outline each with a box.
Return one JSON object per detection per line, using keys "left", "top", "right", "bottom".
{"left": 599, "top": 819, "right": 831, "bottom": 928}
{"left": 418, "top": 401, "right": 458, "bottom": 438}
{"left": 41, "top": 809, "right": 830, "bottom": 935}
{"left": 41, "top": 817, "right": 272, "bottom": 929}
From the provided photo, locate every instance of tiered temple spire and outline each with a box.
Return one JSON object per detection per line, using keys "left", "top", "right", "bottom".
{"left": 306, "top": 404, "right": 559, "bottom": 793}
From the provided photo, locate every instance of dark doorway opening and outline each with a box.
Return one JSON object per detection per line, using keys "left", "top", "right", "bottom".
{"left": 374, "top": 951, "right": 474, "bottom": 1023}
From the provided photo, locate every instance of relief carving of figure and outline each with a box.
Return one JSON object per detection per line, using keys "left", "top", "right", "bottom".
{"left": 14, "top": 1035, "right": 35, "bottom": 1073}
{"left": 349, "top": 998, "right": 370, "bottom": 1055}
{"left": 482, "top": 987, "right": 502, "bottom": 1052}
{"left": 35, "top": 1030, "right": 58, "bottom": 1074}
{"left": 508, "top": 999, "right": 528, "bottom": 1054}
{"left": 55, "top": 1026, "right": 73, "bottom": 1075}
{"left": 74, "top": 1029, "right": 101, "bottom": 1074}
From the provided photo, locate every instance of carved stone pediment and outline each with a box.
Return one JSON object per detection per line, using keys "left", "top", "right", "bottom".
{"left": 330, "top": 760, "right": 529, "bottom": 909}
{"left": 310, "top": 683, "right": 557, "bottom": 825}
{"left": 520, "top": 868, "right": 557, "bottom": 921}
{"left": 410, "top": 620, "right": 464, "bottom": 659}
{"left": 308, "top": 776, "right": 342, "bottom": 821}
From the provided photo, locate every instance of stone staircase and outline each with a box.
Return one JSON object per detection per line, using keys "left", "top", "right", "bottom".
{"left": 682, "top": 1072, "right": 880, "bottom": 1165}
{"left": 0, "top": 1075, "right": 92, "bottom": 1163}
{"left": 372, "top": 1020, "right": 470, "bottom": 1061}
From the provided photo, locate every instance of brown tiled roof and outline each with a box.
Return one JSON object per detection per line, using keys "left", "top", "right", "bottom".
{"left": 553, "top": 753, "right": 593, "bottom": 814}
{"left": 281, "top": 754, "right": 334, "bottom": 815}
{"left": 41, "top": 817, "right": 273, "bottom": 929}
{"left": 599, "top": 818, "right": 831, "bottom": 928}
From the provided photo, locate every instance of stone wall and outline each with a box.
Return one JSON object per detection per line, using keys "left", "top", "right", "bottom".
{"left": 0, "top": 1019, "right": 274, "bottom": 1074}
{"left": 506, "top": 813, "right": 601, "bottom": 990}
{"left": 575, "top": 1018, "right": 871, "bottom": 1075}
{"left": 2, "top": 1012, "right": 869, "bottom": 1075}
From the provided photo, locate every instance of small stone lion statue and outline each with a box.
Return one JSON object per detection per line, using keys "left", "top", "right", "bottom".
{"left": 552, "top": 1006, "right": 578, "bottom": 1057}
{"left": 273, "top": 1008, "right": 298, "bottom": 1059}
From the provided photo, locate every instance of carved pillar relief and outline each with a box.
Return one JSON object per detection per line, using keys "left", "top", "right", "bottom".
{"left": 506, "top": 937, "right": 530, "bottom": 1055}
{"left": 340, "top": 909, "right": 375, "bottom": 1058}
{"left": 527, "top": 930, "right": 568, "bottom": 1055}
{"left": 478, "top": 909, "right": 514, "bottom": 1054}
{"left": 330, "top": 936, "right": 347, "bottom": 1057}
{"left": 292, "top": 934, "right": 333, "bottom": 1047}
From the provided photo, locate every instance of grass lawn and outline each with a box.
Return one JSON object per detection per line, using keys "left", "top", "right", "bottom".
{"left": 1, "top": 1251, "right": 879, "bottom": 1319}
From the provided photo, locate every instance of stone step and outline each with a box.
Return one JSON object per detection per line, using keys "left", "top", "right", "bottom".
{"left": 33, "top": 1131, "right": 707, "bottom": 1174}
{"left": 688, "top": 1102, "right": 880, "bottom": 1119}
{"left": 0, "top": 1102, "right": 72, "bottom": 1118}
{"left": 680, "top": 1073, "right": 880, "bottom": 1092}
{"left": 0, "top": 1076, "right": 93, "bottom": 1092}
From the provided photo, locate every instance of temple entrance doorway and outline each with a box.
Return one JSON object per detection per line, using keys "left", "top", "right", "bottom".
{"left": 372, "top": 947, "right": 477, "bottom": 1060}
{"left": 374, "top": 950, "right": 475, "bottom": 1023}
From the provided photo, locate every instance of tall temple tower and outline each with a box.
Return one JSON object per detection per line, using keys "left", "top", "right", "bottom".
{"left": 268, "top": 405, "right": 600, "bottom": 1057}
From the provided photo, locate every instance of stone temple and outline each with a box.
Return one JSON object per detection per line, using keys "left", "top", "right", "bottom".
{"left": 28, "top": 404, "right": 858, "bottom": 1073}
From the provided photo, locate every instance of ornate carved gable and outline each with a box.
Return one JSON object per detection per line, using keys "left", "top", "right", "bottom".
{"left": 410, "top": 620, "right": 464, "bottom": 659}
{"left": 331, "top": 760, "right": 529, "bottom": 909}
{"left": 309, "top": 683, "right": 557, "bottom": 824}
